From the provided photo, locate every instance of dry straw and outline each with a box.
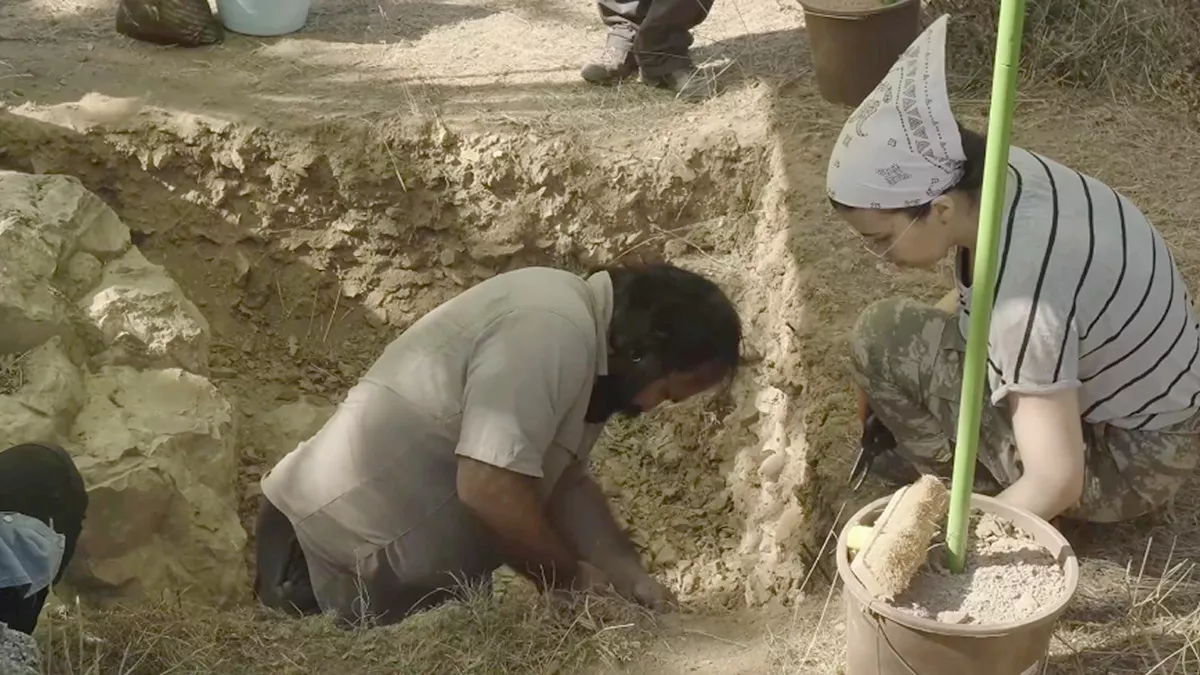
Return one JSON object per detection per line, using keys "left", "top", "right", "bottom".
{"left": 930, "top": 0, "right": 1200, "bottom": 109}
{"left": 36, "top": 582, "right": 657, "bottom": 675}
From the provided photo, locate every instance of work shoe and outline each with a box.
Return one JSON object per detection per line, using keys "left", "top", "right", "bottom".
{"left": 641, "top": 67, "right": 713, "bottom": 101}
{"left": 581, "top": 46, "right": 637, "bottom": 85}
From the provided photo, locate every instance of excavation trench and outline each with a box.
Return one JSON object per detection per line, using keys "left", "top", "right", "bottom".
{"left": 0, "top": 95, "right": 836, "bottom": 612}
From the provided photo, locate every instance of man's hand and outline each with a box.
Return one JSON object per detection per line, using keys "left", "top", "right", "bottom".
{"left": 625, "top": 572, "right": 677, "bottom": 611}
{"left": 574, "top": 560, "right": 611, "bottom": 593}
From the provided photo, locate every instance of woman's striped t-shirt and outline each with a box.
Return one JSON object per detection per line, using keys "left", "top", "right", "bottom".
{"left": 954, "top": 146, "right": 1200, "bottom": 431}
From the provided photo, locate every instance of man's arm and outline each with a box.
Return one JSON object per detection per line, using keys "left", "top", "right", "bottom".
{"left": 457, "top": 456, "right": 594, "bottom": 591}
{"left": 547, "top": 461, "right": 675, "bottom": 609}
{"left": 996, "top": 387, "right": 1087, "bottom": 521}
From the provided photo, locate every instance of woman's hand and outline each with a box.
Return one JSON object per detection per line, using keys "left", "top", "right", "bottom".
{"left": 997, "top": 387, "right": 1087, "bottom": 521}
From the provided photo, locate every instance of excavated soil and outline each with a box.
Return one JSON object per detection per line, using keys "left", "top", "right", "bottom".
{"left": 896, "top": 512, "right": 1069, "bottom": 626}
{"left": 4, "top": 0, "right": 1200, "bottom": 670}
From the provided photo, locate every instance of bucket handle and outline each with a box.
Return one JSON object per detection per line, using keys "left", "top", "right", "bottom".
{"left": 798, "top": 7, "right": 869, "bottom": 20}
{"left": 867, "top": 608, "right": 924, "bottom": 675}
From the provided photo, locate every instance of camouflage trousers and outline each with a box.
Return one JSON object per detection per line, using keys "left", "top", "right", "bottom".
{"left": 849, "top": 297, "right": 1200, "bottom": 523}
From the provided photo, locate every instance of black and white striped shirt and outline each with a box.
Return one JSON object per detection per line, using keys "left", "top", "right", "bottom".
{"left": 955, "top": 146, "right": 1200, "bottom": 431}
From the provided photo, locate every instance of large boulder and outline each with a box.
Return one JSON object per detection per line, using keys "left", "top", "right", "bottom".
{"left": 0, "top": 170, "right": 130, "bottom": 355}
{"left": 0, "top": 170, "right": 246, "bottom": 607}
{"left": 66, "top": 366, "right": 246, "bottom": 605}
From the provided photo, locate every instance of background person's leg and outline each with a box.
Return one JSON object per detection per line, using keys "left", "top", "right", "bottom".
{"left": 634, "top": 0, "right": 714, "bottom": 93}
{"left": 253, "top": 496, "right": 320, "bottom": 617}
{"left": 582, "top": 0, "right": 647, "bottom": 84}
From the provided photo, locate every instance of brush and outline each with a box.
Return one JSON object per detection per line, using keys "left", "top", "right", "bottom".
{"left": 845, "top": 474, "right": 949, "bottom": 600}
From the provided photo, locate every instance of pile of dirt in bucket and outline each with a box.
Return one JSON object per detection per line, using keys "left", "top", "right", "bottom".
{"left": 895, "top": 512, "right": 1069, "bottom": 625}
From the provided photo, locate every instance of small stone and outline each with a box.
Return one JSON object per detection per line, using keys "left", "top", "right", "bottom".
{"left": 654, "top": 542, "right": 679, "bottom": 567}
{"left": 664, "top": 240, "right": 687, "bottom": 258}
{"left": 939, "top": 610, "right": 971, "bottom": 624}
{"left": 758, "top": 451, "right": 786, "bottom": 481}
{"left": 1015, "top": 593, "right": 1039, "bottom": 616}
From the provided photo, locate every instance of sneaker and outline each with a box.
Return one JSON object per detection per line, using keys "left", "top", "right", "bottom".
{"left": 581, "top": 46, "right": 637, "bottom": 85}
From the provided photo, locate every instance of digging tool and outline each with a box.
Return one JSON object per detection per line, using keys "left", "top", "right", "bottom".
{"left": 944, "top": 0, "right": 1028, "bottom": 574}
{"left": 849, "top": 386, "right": 921, "bottom": 492}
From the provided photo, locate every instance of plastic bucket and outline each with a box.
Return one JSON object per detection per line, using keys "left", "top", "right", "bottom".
{"left": 216, "top": 0, "right": 311, "bottom": 37}
{"left": 797, "top": 0, "right": 922, "bottom": 107}
{"left": 836, "top": 493, "right": 1079, "bottom": 675}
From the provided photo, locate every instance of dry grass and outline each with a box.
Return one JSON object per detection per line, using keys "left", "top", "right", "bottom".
{"left": 35, "top": 582, "right": 658, "bottom": 675}
{"left": 932, "top": 0, "right": 1200, "bottom": 109}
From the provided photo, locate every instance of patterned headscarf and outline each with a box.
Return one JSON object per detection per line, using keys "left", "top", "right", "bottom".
{"left": 826, "top": 14, "right": 966, "bottom": 209}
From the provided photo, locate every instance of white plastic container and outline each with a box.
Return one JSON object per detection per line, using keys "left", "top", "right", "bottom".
{"left": 216, "top": 0, "right": 312, "bottom": 36}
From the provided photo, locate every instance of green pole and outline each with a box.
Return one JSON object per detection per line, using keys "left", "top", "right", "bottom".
{"left": 944, "top": 0, "right": 1028, "bottom": 575}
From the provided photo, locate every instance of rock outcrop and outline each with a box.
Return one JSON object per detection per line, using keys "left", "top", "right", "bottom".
{"left": 0, "top": 170, "right": 246, "bottom": 606}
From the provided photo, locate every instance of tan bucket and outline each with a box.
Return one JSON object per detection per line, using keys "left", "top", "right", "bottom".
{"left": 836, "top": 493, "right": 1080, "bottom": 675}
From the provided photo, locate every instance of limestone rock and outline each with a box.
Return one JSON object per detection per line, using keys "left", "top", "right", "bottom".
{"left": 0, "top": 337, "right": 86, "bottom": 443}
{"left": 0, "top": 623, "right": 39, "bottom": 675}
{"left": 0, "top": 170, "right": 130, "bottom": 261}
{"left": 0, "top": 171, "right": 132, "bottom": 354}
{"left": 58, "top": 252, "right": 104, "bottom": 300}
{"left": 0, "top": 211, "right": 71, "bottom": 355}
{"left": 65, "top": 366, "right": 247, "bottom": 606}
{"left": 80, "top": 248, "right": 211, "bottom": 374}
{"left": 0, "top": 398, "right": 59, "bottom": 448}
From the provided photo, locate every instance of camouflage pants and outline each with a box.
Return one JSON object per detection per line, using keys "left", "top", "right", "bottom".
{"left": 849, "top": 297, "right": 1200, "bottom": 523}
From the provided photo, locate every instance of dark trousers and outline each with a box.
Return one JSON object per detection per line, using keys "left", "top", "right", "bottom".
{"left": 598, "top": 0, "right": 715, "bottom": 76}
{"left": 254, "top": 496, "right": 496, "bottom": 628}
{"left": 0, "top": 586, "right": 48, "bottom": 635}
{"left": 254, "top": 496, "right": 321, "bottom": 617}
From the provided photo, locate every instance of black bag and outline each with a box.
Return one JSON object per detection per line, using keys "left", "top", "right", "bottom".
{"left": 116, "top": 0, "right": 224, "bottom": 47}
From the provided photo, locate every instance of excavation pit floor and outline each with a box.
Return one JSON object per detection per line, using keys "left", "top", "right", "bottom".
{"left": 4, "top": 0, "right": 1200, "bottom": 673}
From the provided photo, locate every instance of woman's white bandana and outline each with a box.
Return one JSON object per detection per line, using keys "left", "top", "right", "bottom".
{"left": 826, "top": 14, "right": 966, "bottom": 209}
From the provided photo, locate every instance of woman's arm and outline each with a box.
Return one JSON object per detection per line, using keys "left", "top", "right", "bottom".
{"left": 996, "top": 387, "right": 1087, "bottom": 520}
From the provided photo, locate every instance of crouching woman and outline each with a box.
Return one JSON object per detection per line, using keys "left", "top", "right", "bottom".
{"left": 828, "top": 15, "right": 1200, "bottom": 524}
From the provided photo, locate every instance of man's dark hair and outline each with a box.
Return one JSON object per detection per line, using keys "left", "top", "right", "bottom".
{"left": 599, "top": 262, "right": 742, "bottom": 380}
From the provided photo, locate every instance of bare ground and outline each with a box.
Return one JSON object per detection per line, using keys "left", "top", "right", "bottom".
{"left": 3, "top": 0, "right": 1200, "bottom": 673}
